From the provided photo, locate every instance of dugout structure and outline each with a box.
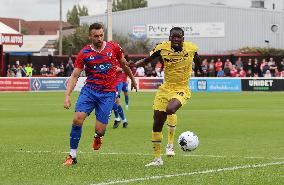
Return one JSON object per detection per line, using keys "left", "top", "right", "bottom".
{"left": 0, "top": 22, "right": 23, "bottom": 76}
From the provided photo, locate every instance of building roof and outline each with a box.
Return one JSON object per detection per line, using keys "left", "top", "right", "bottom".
{"left": 0, "top": 17, "right": 72, "bottom": 35}
{"left": 0, "top": 22, "right": 19, "bottom": 34}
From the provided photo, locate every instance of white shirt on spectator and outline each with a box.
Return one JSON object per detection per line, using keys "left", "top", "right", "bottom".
{"left": 136, "top": 67, "right": 145, "bottom": 77}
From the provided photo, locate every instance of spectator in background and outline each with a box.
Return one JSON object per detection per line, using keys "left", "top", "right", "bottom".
{"left": 6, "top": 65, "right": 15, "bottom": 77}
{"left": 215, "top": 58, "right": 223, "bottom": 76}
{"left": 224, "top": 59, "right": 232, "bottom": 69}
{"left": 246, "top": 69, "right": 254, "bottom": 77}
{"left": 201, "top": 59, "right": 208, "bottom": 77}
{"left": 245, "top": 58, "right": 253, "bottom": 72}
{"left": 145, "top": 63, "right": 154, "bottom": 77}
{"left": 216, "top": 68, "right": 224, "bottom": 77}
{"left": 49, "top": 63, "right": 58, "bottom": 76}
{"left": 66, "top": 57, "right": 74, "bottom": 77}
{"left": 15, "top": 63, "right": 25, "bottom": 77}
{"left": 57, "top": 67, "right": 66, "bottom": 77}
{"left": 208, "top": 59, "right": 215, "bottom": 77}
{"left": 155, "top": 61, "right": 162, "bottom": 75}
{"left": 235, "top": 57, "right": 243, "bottom": 72}
{"left": 223, "top": 59, "right": 232, "bottom": 77}
{"left": 238, "top": 67, "right": 246, "bottom": 77}
{"left": 11, "top": 65, "right": 17, "bottom": 75}
{"left": 30, "top": 63, "right": 37, "bottom": 75}
{"left": 25, "top": 63, "right": 33, "bottom": 77}
{"left": 135, "top": 66, "right": 145, "bottom": 77}
{"left": 252, "top": 58, "right": 259, "bottom": 77}
{"left": 40, "top": 65, "right": 49, "bottom": 76}
{"left": 59, "top": 61, "right": 65, "bottom": 69}
{"left": 230, "top": 65, "right": 238, "bottom": 77}
{"left": 21, "top": 64, "right": 27, "bottom": 77}
{"left": 261, "top": 59, "right": 270, "bottom": 77}
{"left": 269, "top": 60, "right": 277, "bottom": 77}
{"left": 155, "top": 67, "right": 162, "bottom": 77}
{"left": 268, "top": 57, "right": 274, "bottom": 66}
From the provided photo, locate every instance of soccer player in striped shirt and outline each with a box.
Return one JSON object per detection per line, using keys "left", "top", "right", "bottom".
{"left": 63, "top": 23, "right": 137, "bottom": 166}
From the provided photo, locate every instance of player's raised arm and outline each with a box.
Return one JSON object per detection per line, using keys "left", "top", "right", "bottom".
{"left": 119, "top": 55, "right": 138, "bottom": 91}
{"left": 134, "top": 50, "right": 162, "bottom": 67}
{"left": 64, "top": 68, "right": 83, "bottom": 109}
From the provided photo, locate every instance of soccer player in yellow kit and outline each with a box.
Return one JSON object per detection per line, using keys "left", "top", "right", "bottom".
{"left": 133, "top": 27, "right": 201, "bottom": 166}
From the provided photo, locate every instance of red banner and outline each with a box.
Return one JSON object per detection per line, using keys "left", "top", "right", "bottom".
{"left": 0, "top": 78, "right": 30, "bottom": 91}
{"left": 139, "top": 78, "right": 163, "bottom": 90}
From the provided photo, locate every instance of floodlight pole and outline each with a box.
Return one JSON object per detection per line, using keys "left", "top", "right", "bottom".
{"left": 59, "top": 0, "right": 63, "bottom": 56}
{"left": 107, "top": 0, "right": 113, "bottom": 41}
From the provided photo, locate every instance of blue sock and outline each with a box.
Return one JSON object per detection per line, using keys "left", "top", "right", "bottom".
{"left": 118, "top": 105, "right": 126, "bottom": 120}
{"left": 113, "top": 103, "right": 119, "bottom": 119}
{"left": 125, "top": 95, "right": 129, "bottom": 105}
{"left": 70, "top": 124, "right": 82, "bottom": 149}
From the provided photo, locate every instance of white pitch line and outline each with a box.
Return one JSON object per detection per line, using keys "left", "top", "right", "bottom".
{"left": 91, "top": 161, "right": 284, "bottom": 185}
{"left": 15, "top": 150, "right": 284, "bottom": 160}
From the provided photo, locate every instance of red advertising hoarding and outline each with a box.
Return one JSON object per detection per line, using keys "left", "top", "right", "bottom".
{"left": 138, "top": 78, "right": 163, "bottom": 90}
{"left": 0, "top": 78, "right": 30, "bottom": 91}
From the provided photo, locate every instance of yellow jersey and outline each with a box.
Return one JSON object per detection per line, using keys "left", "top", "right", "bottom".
{"left": 150, "top": 41, "right": 198, "bottom": 87}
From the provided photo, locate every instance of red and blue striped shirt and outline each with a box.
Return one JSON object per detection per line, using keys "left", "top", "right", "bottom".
{"left": 74, "top": 41, "right": 124, "bottom": 92}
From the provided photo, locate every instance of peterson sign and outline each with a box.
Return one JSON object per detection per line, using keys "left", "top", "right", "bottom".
{"left": 0, "top": 33, "right": 23, "bottom": 45}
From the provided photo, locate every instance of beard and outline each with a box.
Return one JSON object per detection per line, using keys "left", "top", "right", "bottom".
{"left": 94, "top": 41, "right": 103, "bottom": 48}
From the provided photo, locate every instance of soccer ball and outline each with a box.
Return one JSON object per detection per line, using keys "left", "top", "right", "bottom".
{"left": 178, "top": 131, "right": 199, "bottom": 152}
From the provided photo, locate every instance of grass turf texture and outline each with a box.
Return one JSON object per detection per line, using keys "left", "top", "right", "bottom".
{"left": 0, "top": 92, "right": 283, "bottom": 185}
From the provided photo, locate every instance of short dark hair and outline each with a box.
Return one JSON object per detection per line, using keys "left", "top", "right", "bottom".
{"left": 170, "top": 27, "right": 184, "bottom": 36}
{"left": 89, "top": 23, "right": 103, "bottom": 33}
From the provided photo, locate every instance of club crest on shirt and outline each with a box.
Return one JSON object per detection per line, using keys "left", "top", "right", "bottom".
{"left": 106, "top": 52, "right": 113, "bottom": 57}
{"left": 93, "top": 62, "right": 112, "bottom": 72}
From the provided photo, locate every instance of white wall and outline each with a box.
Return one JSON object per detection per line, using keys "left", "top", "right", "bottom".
{"left": 265, "top": 0, "right": 284, "bottom": 10}
{"left": 148, "top": 0, "right": 284, "bottom": 10}
{"left": 148, "top": 0, "right": 251, "bottom": 8}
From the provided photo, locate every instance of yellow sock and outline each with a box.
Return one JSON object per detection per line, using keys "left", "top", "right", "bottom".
{"left": 166, "top": 114, "right": 177, "bottom": 145}
{"left": 167, "top": 126, "right": 176, "bottom": 145}
{"left": 152, "top": 132, "right": 163, "bottom": 158}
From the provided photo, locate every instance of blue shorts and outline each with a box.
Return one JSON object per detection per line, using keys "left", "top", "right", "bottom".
{"left": 116, "top": 82, "right": 128, "bottom": 98}
{"left": 75, "top": 86, "right": 116, "bottom": 124}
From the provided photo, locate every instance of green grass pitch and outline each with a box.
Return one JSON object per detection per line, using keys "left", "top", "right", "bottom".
{"left": 0, "top": 91, "right": 283, "bottom": 185}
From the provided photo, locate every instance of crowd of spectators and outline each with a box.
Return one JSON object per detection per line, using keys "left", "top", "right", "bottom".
{"left": 132, "top": 57, "right": 284, "bottom": 78}
{"left": 132, "top": 60, "right": 164, "bottom": 77}
{"left": 6, "top": 57, "right": 284, "bottom": 78}
{"left": 194, "top": 57, "right": 284, "bottom": 78}
{"left": 6, "top": 57, "right": 75, "bottom": 77}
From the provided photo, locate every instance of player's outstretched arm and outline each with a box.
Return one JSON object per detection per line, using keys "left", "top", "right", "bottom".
{"left": 119, "top": 55, "right": 138, "bottom": 91}
{"left": 134, "top": 50, "right": 162, "bottom": 67}
{"left": 64, "top": 68, "right": 83, "bottom": 109}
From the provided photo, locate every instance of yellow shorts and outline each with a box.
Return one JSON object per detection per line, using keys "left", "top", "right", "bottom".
{"left": 153, "top": 84, "right": 191, "bottom": 112}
